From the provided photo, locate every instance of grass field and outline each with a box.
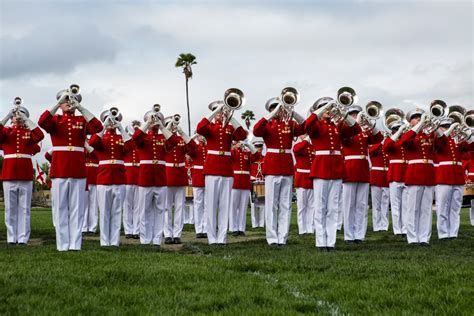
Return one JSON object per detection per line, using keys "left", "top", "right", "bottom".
{"left": 0, "top": 207, "right": 473, "bottom": 315}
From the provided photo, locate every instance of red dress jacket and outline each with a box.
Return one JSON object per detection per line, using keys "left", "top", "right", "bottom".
{"left": 369, "top": 142, "right": 389, "bottom": 187}
{"left": 89, "top": 131, "right": 134, "bottom": 185}
{"left": 38, "top": 111, "right": 102, "bottom": 178}
{"left": 304, "top": 114, "right": 359, "bottom": 180}
{"left": 132, "top": 129, "right": 179, "bottom": 187}
{"left": 231, "top": 148, "right": 260, "bottom": 190}
{"left": 188, "top": 141, "right": 207, "bottom": 188}
{"left": 400, "top": 130, "right": 436, "bottom": 186}
{"left": 342, "top": 129, "right": 383, "bottom": 183}
{"left": 165, "top": 135, "right": 198, "bottom": 187}
{"left": 253, "top": 117, "right": 304, "bottom": 176}
{"left": 196, "top": 118, "right": 247, "bottom": 177}
{"left": 293, "top": 140, "right": 314, "bottom": 189}
{"left": 465, "top": 152, "right": 474, "bottom": 183}
{"left": 0, "top": 125, "right": 44, "bottom": 181}
{"left": 124, "top": 144, "right": 139, "bottom": 186}
{"left": 382, "top": 137, "right": 407, "bottom": 183}
{"left": 85, "top": 150, "right": 98, "bottom": 188}
{"left": 434, "top": 135, "right": 474, "bottom": 185}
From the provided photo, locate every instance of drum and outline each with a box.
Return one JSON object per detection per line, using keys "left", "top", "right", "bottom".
{"left": 464, "top": 185, "right": 474, "bottom": 196}
{"left": 252, "top": 182, "right": 265, "bottom": 202}
{"left": 185, "top": 186, "right": 194, "bottom": 201}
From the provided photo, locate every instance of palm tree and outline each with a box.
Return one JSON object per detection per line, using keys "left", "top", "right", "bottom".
{"left": 241, "top": 110, "right": 255, "bottom": 130}
{"left": 175, "top": 53, "right": 197, "bottom": 135}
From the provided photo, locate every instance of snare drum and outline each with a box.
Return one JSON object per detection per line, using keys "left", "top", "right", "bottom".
{"left": 252, "top": 182, "right": 265, "bottom": 201}
{"left": 185, "top": 186, "right": 194, "bottom": 201}
{"left": 464, "top": 185, "right": 474, "bottom": 196}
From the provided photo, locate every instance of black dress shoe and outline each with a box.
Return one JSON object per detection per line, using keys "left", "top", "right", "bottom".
{"left": 345, "top": 240, "right": 355, "bottom": 244}
{"left": 218, "top": 243, "right": 226, "bottom": 246}
{"left": 232, "top": 231, "right": 239, "bottom": 237}
{"left": 269, "top": 243, "right": 278, "bottom": 247}
{"left": 173, "top": 238, "right": 181, "bottom": 244}
{"left": 326, "top": 247, "right": 335, "bottom": 252}
{"left": 239, "top": 231, "right": 246, "bottom": 236}
{"left": 7, "top": 242, "right": 16, "bottom": 246}
{"left": 420, "top": 242, "right": 430, "bottom": 247}
{"left": 354, "top": 239, "right": 362, "bottom": 244}
{"left": 203, "top": 233, "right": 208, "bottom": 238}
{"left": 18, "top": 242, "right": 27, "bottom": 246}
{"left": 164, "top": 237, "right": 173, "bottom": 244}
{"left": 125, "top": 234, "right": 133, "bottom": 239}
{"left": 317, "top": 247, "right": 327, "bottom": 252}
{"left": 132, "top": 234, "right": 140, "bottom": 239}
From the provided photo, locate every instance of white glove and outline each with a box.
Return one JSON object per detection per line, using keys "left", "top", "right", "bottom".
{"left": 230, "top": 117, "right": 242, "bottom": 129}
{"left": 372, "top": 125, "right": 379, "bottom": 135}
{"left": 243, "top": 140, "right": 257, "bottom": 154}
{"left": 159, "top": 123, "right": 172, "bottom": 139}
{"left": 177, "top": 126, "right": 192, "bottom": 143}
{"left": 1, "top": 110, "right": 14, "bottom": 126}
{"left": 84, "top": 141, "right": 94, "bottom": 153}
{"left": 314, "top": 103, "right": 331, "bottom": 120}
{"left": 264, "top": 104, "right": 282, "bottom": 121}
{"left": 140, "top": 117, "right": 153, "bottom": 133}
{"left": 206, "top": 104, "right": 224, "bottom": 122}
{"left": 23, "top": 116, "right": 38, "bottom": 130}
{"left": 292, "top": 111, "right": 305, "bottom": 124}
{"left": 344, "top": 113, "right": 357, "bottom": 127}
{"left": 435, "top": 127, "right": 444, "bottom": 138}
{"left": 75, "top": 103, "right": 94, "bottom": 122}
{"left": 411, "top": 113, "right": 428, "bottom": 133}
{"left": 445, "top": 122, "right": 459, "bottom": 137}
{"left": 117, "top": 123, "right": 130, "bottom": 142}
{"left": 390, "top": 124, "right": 405, "bottom": 142}
{"left": 467, "top": 133, "right": 474, "bottom": 144}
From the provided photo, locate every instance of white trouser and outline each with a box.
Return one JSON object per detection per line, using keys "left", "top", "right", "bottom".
{"left": 337, "top": 184, "right": 343, "bottom": 230}
{"left": 97, "top": 184, "right": 125, "bottom": 246}
{"left": 82, "top": 184, "right": 98, "bottom": 233}
{"left": 406, "top": 185, "right": 434, "bottom": 244}
{"left": 193, "top": 187, "right": 206, "bottom": 234}
{"left": 184, "top": 199, "right": 194, "bottom": 224}
{"left": 265, "top": 175, "right": 293, "bottom": 245}
{"left": 389, "top": 182, "right": 407, "bottom": 234}
{"left": 313, "top": 179, "right": 342, "bottom": 248}
{"left": 164, "top": 186, "right": 185, "bottom": 238}
{"left": 138, "top": 186, "right": 166, "bottom": 245}
{"left": 371, "top": 186, "right": 390, "bottom": 232}
{"left": 251, "top": 199, "right": 265, "bottom": 228}
{"left": 343, "top": 182, "right": 369, "bottom": 241}
{"left": 123, "top": 185, "right": 139, "bottom": 235}
{"left": 296, "top": 188, "right": 315, "bottom": 234}
{"left": 3, "top": 181, "right": 32, "bottom": 244}
{"left": 230, "top": 189, "right": 250, "bottom": 232}
{"left": 51, "top": 184, "right": 55, "bottom": 227}
{"left": 205, "top": 175, "right": 233, "bottom": 244}
{"left": 51, "top": 178, "right": 86, "bottom": 251}
{"left": 471, "top": 199, "right": 474, "bottom": 226}
{"left": 435, "top": 185, "right": 463, "bottom": 239}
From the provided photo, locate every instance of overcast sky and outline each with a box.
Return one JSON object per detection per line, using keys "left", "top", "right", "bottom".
{"left": 0, "top": 0, "right": 472, "bottom": 162}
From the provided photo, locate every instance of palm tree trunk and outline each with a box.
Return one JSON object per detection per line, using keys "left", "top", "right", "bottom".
{"left": 185, "top": 77, "right": 191, "bottom": 135}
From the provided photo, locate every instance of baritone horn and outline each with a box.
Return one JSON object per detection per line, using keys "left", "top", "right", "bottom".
{"left": 448, "top": 105, "right": 472, "bottom": 143}
{"left": 383, "top": 108, "right": 405, "bottom": 132}
{"left": 358, "top": 101, "right": 383, "bottom": 132}
{"left": 222, "top": 88, "right": 245, "bottom": 126}
{"left": 326, "top": 86, "right": 358, "bottom": 124}
{"left": 423, "top": 99, "right": 447, "bottom": 134}
{"left": 144, "top": 103, "right": 164, "bottom": 126}
{"left": 280, "top": 87, "right": 299, "bottom": 123}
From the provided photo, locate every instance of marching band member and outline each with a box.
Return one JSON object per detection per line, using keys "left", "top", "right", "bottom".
{"left": 341, "top": 105, "right": 383, "bottom": 243}
{"left": 293, "top": 134, "right": 315, "bottom": 235}
{"left": 38, "top": 87, "right": 103, "bottom": 251}
{"left": 163, "top": 118, "right": 197, "bottom": 245}
{"left": 89, "top": 109, "right": 134, "bottom": 247}
{"left": 305, "top": 97, "right": 359, "bottom": 251}
{"left": 369, "top": 137, "right": 390, "bottom": 232}
{"left": 229, "top": 140, "right": 260, "bottom": 236}
{"left": 196, "top": 101, "right": 248, "bottom": 245}
{"left": 434, "top": 118, "right": 474, "bottom": 239}
{"left": 399, "top": 110, "right": 437, "bottom": 246}
{"left": 123, "top": 121, "right": 141, "bottom": 239}
{"left": 464, "top": 152, "right": 474, "bottom": 225}
{"left": 44, "top": 148, "right": 55, "bottom": 227}
{"left": 250, "top": 138, "right": 265, "bottom": 228}
{"left": 253, "top": 98, "right": 305, "bottom": 245}
{"left": 383, "top": 119, "right": 408, "bottom": 237}
{"left": 83, "top": 140, "right": 99, "bottom": 235}
{"left": 183, "top": 156, "right": 194, "bottom": 225}
{"left": 1, "top": 104, "right": 44, "bottom": 245}
{"left": 188, "top": 134, "right": 207, "bottom": 238}
{"left": 132, "top": 109, "right": 179, "bottom": 247}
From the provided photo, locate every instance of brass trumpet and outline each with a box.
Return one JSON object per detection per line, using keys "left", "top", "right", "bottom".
{"left": 100, "top": 107, "right": 123, "bottom": 125}
{"left": 326, "top": 86, "right": 358, "bottom": 124}
{"left": 449, "top": 105, "right": 472, "bottom": 143}
{"left": 125, "top": 120, "right": 141, "bottom": 136}
{"left": 222, "top": 88, "right": 245, "bottom": 126}
{"left": 423, "top": 99, "right": 447, "bottom": 134}
{"left": 280, "top": 87, "right": 299, "bottom": 123}
{"left": 358, "top": 101, "right": 383, "bottom": 132}
{"left": 144, "top": 104, "right": 164, "bottom": 126}
{"left": 383, "top": 108, "right": 405, "bottom": 132}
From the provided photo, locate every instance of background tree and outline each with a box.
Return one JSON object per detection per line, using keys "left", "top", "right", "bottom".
{"left": 241, "top": 110, "right": 255, "bottom": 130}
{"left": 175, "top": 53, "right": 197, "bottom": 135}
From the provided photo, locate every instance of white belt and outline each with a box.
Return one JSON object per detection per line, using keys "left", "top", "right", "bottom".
{"left": 296, "top": 168, "right": 310, "bottom": 173}
{"left": 408, "top": 159, "right": 434, "bottom": 165}
{"left": 165, "top": 162, "right": 185, "bottom": 168}
{"left": 86, "top": 163, "right": 98, "bottom": 167}
{"left": 140, "top": 160, "right": 166, "bottom": 165}
{"left": 371, "top": 166, "right": 388, "bottom": 171}
{"left": 4, "top": 153, "right": 32, "bottom": 159}
{"left": 207, "top": 150, "right": 231, "bottom": 156}
{"left": 234, "top": 170, "right": 250, "bottom": 175}
{"left": 193, "top": 165, "right": 204, "bottom": 170}
{"left": 469, "top": 173, "right": 474, "bottom": 176}
{"left": 315, "top": 150, "right": 341, "bottom": 156}
{"left": 53, "top": 146, "right": 84, "bottom": 152}
{"left": 344, "top": 155, "right": 367, "bottom": 161}
{"left": 389, "top": 159, "right": 406, "bottom": 164}
{"left": 435, "top": 161, "right": 462, "bottom": 167}
{"left": 99, "top": 160, "right": 124, "bottom": 165}
{"left": 267, "top": 148, "right": 292, "bottom": 154}
{"left": 124, "top": 162, "right": 139, "bottom": 167}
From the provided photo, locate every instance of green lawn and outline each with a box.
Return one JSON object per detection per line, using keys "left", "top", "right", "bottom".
{"left": 0, "top": 207, "right": 473, "bottom": 315}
